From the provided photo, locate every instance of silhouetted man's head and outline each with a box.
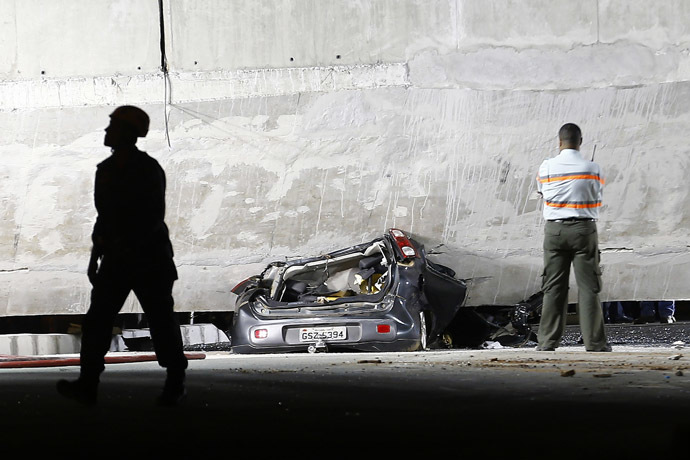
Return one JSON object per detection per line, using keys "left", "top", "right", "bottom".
{"left": 558, "top": 123, "right": 582, "bottom": 150}
{"left": 104, "top": 105, "right": 150, "bottom": 149}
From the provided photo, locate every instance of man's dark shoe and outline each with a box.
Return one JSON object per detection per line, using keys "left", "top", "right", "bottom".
{"left": 157, "top": 368, "right": 187, "bottom": 407}
{"left": 535, "top": 345, "right": 555, "bottom": 351}
{"left": 156, "top": 385, "right": 187, "bottom": 407}
{"left": 634, "top": 315, "right": 655, "bottom": 324}
{"left": 587, "top": 343, "right": 612, "bottom": 352}
{"left": 613, "top": 315, "right": 634, "bottom": 324}
{"left": 56, "top": 378, "right": 98, "bottom": 406}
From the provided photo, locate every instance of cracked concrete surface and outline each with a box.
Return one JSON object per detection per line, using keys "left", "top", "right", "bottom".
{"left": 1, "top": 1, "right": 689, "bottom": 316}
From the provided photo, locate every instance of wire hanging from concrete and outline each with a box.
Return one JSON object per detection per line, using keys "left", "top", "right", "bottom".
{"left": 158, "top": 0, "right": 172, "bottom": 147}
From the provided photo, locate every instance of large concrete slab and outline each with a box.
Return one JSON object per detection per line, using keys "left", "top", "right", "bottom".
{"left": 1, "top": 1, "right": 689, "bottom": 316}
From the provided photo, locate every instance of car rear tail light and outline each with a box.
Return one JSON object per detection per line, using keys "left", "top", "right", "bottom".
{"left": 389, "top": 228, "right": 418, "bottom": 259}
{"left": 377, "top": 324, "right": 391, "bottom": 334}
{"left": 401, "top": 246, "right": 416, "bottom": 257}
{"left": 231, "top": 277, "right": 254, "bottom": 294}
{"left": 254, "top": 329, "right": 268, "bottom": 339}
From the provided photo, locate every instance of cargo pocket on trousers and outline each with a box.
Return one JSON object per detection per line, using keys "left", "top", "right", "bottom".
{"left": 592, "top": 266, "right": 603, "bottom": 294}
{"left": 540, "top": 269, "right": 546, "bottom": 290}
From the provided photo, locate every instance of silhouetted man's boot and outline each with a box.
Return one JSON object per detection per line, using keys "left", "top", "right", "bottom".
{"left": 56, "top": 376, "right": 99, "bottom": 406}
{"left": 157, "top": 368, "right": 186, "bottom": 407}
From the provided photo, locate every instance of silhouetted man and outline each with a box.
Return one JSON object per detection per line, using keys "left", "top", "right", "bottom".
{"left": 535, "top": 123, "right": 610, "bottom": 352}
{"left": 57, "top": 105, "right": 188, "bottom": 406}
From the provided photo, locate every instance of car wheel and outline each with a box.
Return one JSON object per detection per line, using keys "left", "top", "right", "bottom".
{"left": 418, "top": 310, "right": 428, "bottom": 350}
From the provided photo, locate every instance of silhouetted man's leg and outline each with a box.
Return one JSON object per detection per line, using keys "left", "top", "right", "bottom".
{"left": 57, "top": 270, "right": 130, "bottom": 405}
{"left": 134, "top": 275, "right": 188, "bottom": 405}
{"left": 80, "top": 276, "right": 131, "bottom": 378}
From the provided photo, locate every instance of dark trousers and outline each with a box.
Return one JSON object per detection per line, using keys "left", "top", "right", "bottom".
{"left": 538, "top": 220, "right": 607, "bottom": 350}
{"left": 80, "top": 258, "right": 188, "bottom": 379}
{"left": 640, "top": 301, "right": 675, "bottom": 319}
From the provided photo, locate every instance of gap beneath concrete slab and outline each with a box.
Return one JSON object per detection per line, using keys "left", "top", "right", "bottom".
{"left": 0, "top": 323, "right": 230, "bottom": 356}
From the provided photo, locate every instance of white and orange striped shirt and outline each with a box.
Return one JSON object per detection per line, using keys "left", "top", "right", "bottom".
{"left": 536, "top": 149, "right": 604, "bottom": 221}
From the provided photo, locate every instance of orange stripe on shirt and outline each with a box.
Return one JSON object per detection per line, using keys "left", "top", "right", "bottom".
{"left": 538, "top": 174, "right": 605, "bottom": 184}
{"left": 545, "top": 201, "right": 602, "bottom": 209}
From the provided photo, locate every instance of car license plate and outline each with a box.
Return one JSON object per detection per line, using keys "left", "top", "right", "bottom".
{"left": 299, "top": 326, "right": 347, "bottom": 342}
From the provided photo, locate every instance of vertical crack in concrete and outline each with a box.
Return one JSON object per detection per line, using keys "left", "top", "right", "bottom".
{"left": 597, "top": 0, "right": 600, "bottom": 43}
{"left": 159, "top": 0, "right": 172, "bottom": 147}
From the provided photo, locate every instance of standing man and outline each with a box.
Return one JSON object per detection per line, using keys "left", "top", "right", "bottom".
{"left": 57, "top": 105, "right": 188, "bottom": 405}
{"left": 535, "top": 123, "right": 610, "bottom": 352}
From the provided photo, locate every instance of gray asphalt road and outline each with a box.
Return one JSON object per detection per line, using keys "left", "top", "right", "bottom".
{"left": 1, "top": 344, "right": 688, "bottom": 459}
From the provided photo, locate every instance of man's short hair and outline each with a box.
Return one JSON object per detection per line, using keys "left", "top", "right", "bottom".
{"left": 559, "top": 123, "right": 582, "bottom": 145}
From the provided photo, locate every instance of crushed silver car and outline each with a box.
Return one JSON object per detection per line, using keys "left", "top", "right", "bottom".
{"left": 230, "top": 229, "right": 468, "bottom": 353}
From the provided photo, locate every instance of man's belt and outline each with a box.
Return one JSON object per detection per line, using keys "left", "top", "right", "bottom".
{"left": 548, "top": 217, "right": 596, "bottom": 223}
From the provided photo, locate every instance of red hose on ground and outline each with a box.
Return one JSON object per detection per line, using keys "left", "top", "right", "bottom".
{"left": 0, "top": 352, "right": 205, "bottom": 369}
